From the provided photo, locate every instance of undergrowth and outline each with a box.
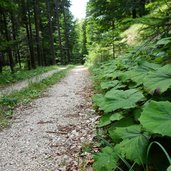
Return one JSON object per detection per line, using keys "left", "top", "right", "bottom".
{"left": 0, "top": 65, "right": 73, "bottom": 130}
{"left": 0, "top": 65, "right": 59, "bottom": 87}
{"left": 90, "top": 36, "right": 171, "bottom": 170}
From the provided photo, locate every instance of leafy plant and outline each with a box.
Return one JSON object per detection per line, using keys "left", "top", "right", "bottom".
{"left": 139, "top": 101, "right": 171, "bottom": 137}
{"left": 91, "top": 55, "right": 171, "bottom": 170}
{"left": 93, "top": 146, "right": 118, "bottom": 171}
{"left": 93, "top": 89, "right": 145, "bottom": 113}
{"left": 143, "top": 65, "right": 171, "bottom": 94}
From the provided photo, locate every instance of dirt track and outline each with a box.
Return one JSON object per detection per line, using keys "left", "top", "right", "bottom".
{"left": 0, "top": 66, "right": 96, "bottom": 171}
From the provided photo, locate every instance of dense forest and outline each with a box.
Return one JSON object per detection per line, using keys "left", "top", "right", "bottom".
{"left": 0, "top": 0, "right": 87, "bottom": 73}
{"left": 86, "top": 0, "right": 171, "bottom": 170}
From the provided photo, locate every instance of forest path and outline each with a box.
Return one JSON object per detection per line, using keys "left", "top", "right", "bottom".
{"left": 0, "top": 67, "right": 66, "bottom": 96}
{"left": 0, "top": 66, "right": 96, "bottom": 171}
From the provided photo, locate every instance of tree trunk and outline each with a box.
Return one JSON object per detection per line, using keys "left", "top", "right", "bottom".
{"left": 112, "top": 20, "right": 115, "bottom": 58}
{"left": 62, "top": 2, "right": 71, "bottom": 64}
{"left": 27, "top": 0, "right": 36, "bottom": 69}
{"left": 139, "top": 0, "right": 146, "bottom": 17}
{"left": 46, "top": 0, "right": 56, "bottom": 65}
{"left": 10, "top": 12, "right": 22, "bottom": 69}
{"left": 33, "top": 0, "right": 43, "bottom": 66}
{"left": 132, "top": 8, "right": 137, "bottom": 18}
{"left": 54, "top": 0, "right": 64, "bottom": 64}
{"left": 0, "top": 52, "right": 3, "bottom": 73}
{"left": 3, "top": 13, "right": 14, "bottom": 73}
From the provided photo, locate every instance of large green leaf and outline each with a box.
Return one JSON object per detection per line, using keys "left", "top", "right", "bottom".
{"left": 156, "top": 37, "right": 171, "bottom": 46}
{"left": 93, "top": 146, "right": 118, "bottom": 171}
{"left": 93, "top": 89, "right": 144, "bottom": 113}
{"left": 105, "top": 89, "right": 144, "bottom": 111}
{"left": 144, "top": 65, "right": 171, "bottom": 94}
{"left": 99, "top": 113, "right": 124, "bottom": 127}
{"left": 100, "top": 80, "right": 125, "bottom": 90}
{"left": 139, "top": 101, "right": 171, "bottom": 137}
{"left": 121, "top": 62, "right": 160, "bottom": 85}
{"left": 167, "top": 166, "right": 171, "bottom": 171}
{"left": 113, "top": 125, "right": 150, "bottom": 164}
{"left": 109, "top": 117, "right": 135, "bottom": 142}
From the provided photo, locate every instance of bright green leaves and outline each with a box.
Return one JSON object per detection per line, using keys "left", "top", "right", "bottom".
{"left": 99, "top": 113, "right": 123, "bottom": 127}
{"left": 156, "top": 37, "right": 171, "bottom": 46}
{"left": 110, "top": 125, "right": 150, "bottom": 164}
{"left": 115, "top": 134, "right": 149, "bottom": 164}
{"left": 93, "top": 146, "right": 118, "bottom": 171}
{"left": 139, "top": 101, "right": 171, "bottom": 137}
{"left": 143, "top": 65, "right": 171, "bottom": 94}
{"left": 121, "top": 63, "right": 171, "bottom": 94}
{"left": 101, "top": 80, "right": 119, "bottom": 89}
{"left": 121, "top": 62, "right": 160, "bottom": 85}
{"left": 167, "top": 166, "right": 171, "bottom": 171}
{"left": 100, "top": 80, "right": 125, "bottom": 90}
{"left": 93, "top": 89, "right": 144, "bottom": 113}
{"left": 91, "top": 58, "right": 171, "bottom": 170}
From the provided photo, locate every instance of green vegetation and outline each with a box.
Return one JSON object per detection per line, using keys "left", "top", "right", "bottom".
{"left": 0, "top": 66, "right": 73, "bottom": 130}
{"left": 0, "top": 65, "right": 59, "bottom": 87}
{"left": 86, "top": 0, "right": 171, "bottom": 170}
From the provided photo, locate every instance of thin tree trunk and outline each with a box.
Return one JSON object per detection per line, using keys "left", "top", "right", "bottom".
{"left": 27, "top": 0, "right": 36, "bottom": 69}
{"left": 46, "top": 0, "right": 56, "bottom": 65}
{"left": 112, "top": 20, "right": 115, "bottom": 58}
{"left": 0, "top": 52, "right": 3, "bottom": 73}
{"left": 3, "top": 13, "right": 14, "bottom": 73}
{"left": 54, "top": 0, "right": 64, "bottom": 64}
{"left": 10, "top": 12, "right": 22, "bottom": 69}
{"left": 33, "top": 0, "right": 43, "bottom": 66}
{"left": 139, "top": 0, "right": 146, "bottom": 17}
{"left": 62, "top": 1, "right": 71, "bottom": 64}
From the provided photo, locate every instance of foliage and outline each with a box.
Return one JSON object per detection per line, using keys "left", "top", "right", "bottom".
{"left": 93, "top": 146, "right": 118, "bottom": 171}
{"left": 90, "top": 51, "right": 171, "bottom": 170}
{"left": 86, "top": 0, "right": 171, "bottom": 170}
{"left": 0, "top": 65, "right": 59, "bottom": 87}
{"left": 93, "top": 89, "right": 144, "bottom": 113}
{"left": 139, "top": 101, "right": 171, "bottom": 137}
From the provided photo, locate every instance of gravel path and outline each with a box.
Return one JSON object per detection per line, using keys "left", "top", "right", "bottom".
{"left": 0, "top": 66, "right": 96, "bottom": 171}
{"left": 0, "top": 67, "right": 66, "bottom": 96}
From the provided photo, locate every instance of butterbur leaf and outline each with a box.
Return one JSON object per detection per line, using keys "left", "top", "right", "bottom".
{"left": 99, "top": 114, "right": 111, "bottom": 127}
{"left": 93, "top": 89, "right": 144, "bottom": 113}
{"left": 110, "top": 112, "right": 124, "bottom": 122}
{"left": 100, "top": 80, "right": 124, "bottom": 90}
{"left": 92, "top": 94, "right": 105, "bottom": 108}
{"left": 104, "top": 89, "right": 144, "bottom": 112}
{"left": 139, "top": 101, "right": 171, "bottom": 137}
{"left": 93, "top": 146, "right": 118, "bottom": 171}
{"left": 167, "top": 166, "right": 171, "bottom": 171}
{"left": 156, "top": 37, "right": 171, "bottom": 46}
{"left": 109, "top": 117, "right": 135, "bottom": 142}
{"left": 99, "top": 113, "right": 124, "bottom": 127}
{"left": 144, "top": 65, "right": 171, "bottom": 94}
{"left": 113, "top": 125, "right": 150, "bottom": 164}
{"left": 121, "top": 62, "right": 160, "bottom": 85}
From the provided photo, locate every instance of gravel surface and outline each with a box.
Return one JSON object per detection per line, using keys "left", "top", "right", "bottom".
{"left": 0, "top": 66, "right": 96, "bottom": 171}
{"left": 0, "top": 67, "right": 66, "bottom": 96}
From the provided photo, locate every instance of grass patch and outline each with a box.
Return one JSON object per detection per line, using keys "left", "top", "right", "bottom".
{"left": 0, "top": 65, "right": 60, "bottom": 87}
{"left": 0, "top": 65, "right": 74, "bottom": 130}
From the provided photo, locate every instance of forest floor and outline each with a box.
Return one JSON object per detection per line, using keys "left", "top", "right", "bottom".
{"left": 0, "top": 66, "right": 96, "bottom": 171}
{"left": 0, "top": 67, "right": 66, "bottom": 96}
